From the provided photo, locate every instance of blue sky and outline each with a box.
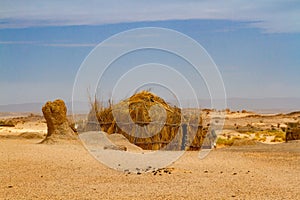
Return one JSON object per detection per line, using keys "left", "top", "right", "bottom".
{"left": 0, "top": 0, "right": 300, "bottom": 106}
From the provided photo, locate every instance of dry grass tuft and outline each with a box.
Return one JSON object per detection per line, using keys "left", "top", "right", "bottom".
{"left": 88, "top": 91, "right": 206, "bottom": 150}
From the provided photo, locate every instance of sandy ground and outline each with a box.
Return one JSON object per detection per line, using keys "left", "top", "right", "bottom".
{"left": 0, "top": 112, "right": 299, "bottom": 199}
{"left": 0, "top": 114, "right": 46, "bottom": 139}
{"left": 0, "top": 138, "right": 299, "bottom": 200}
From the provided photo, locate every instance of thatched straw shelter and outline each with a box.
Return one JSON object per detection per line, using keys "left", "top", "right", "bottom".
{"left": 89, "top": 91, "right": 206, "bottom": 150}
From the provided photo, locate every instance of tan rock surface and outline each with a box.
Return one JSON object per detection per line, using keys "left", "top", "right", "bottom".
{"left": 41, "top": 99, "right": 77, "bottom": 143}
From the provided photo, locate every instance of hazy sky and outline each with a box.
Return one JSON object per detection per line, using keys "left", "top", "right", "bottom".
{"left": 0, "top": 0, "right": 299, "bottom": 105}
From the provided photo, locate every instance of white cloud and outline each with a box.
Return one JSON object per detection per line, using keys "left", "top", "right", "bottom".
{"left": 0, "top": 40, "right": 97, "bottom": 47}
{"left": 40, "top": 43, "right": 96, "bottom": 47}
{"left": 0, "top": 0, "right": 299, "bottom": 33}
{"left": 0, "top": 40, "right": 38, "bottom": 44}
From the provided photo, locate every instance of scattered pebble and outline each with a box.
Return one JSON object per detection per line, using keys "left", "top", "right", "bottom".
{"left": 151, "top": 168, "right": 174, "bottom": 176}
{"left": 122, "top": 167, "right": 174, "bottom": 175}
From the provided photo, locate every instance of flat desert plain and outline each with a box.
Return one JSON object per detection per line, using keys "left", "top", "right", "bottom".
{"left": 0, "top": 112, "right": 299, "bottom": 199}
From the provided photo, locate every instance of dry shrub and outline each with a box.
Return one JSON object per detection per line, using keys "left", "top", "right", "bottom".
{"left": 90, "top": 91, "right": 205, "bottom": 150}
{"left": 0, "top": 120, "right": 15, "bottom": 127}
{"left": 271, "top": 136, "right": 284, "bottom": 142}
{"left": 217, "top": 137, "right": 235, "bottom": 146}
{"left": 217, "top": 136, "right": 257, "bottom": 147}
{"left": 232, "top": 138, "right": 257, "bottom": 146}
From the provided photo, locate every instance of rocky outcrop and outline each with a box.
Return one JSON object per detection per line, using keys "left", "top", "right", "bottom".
{"left": 40, "top": 99, "right": 77, "bottom": 143}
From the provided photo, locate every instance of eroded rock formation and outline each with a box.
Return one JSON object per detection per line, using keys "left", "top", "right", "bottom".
{"left": 41, "top": 99, "right": 77, "bottom": 143}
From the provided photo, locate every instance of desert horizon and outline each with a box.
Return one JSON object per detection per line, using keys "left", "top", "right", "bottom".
{"left": 1, "top": 96, "right": 300, "bottom": 115}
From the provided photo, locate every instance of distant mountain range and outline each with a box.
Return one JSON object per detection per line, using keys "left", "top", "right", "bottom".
{"left": 0, "top": 101, "right": 90, "bottom": 114}
{"left": 198, "top": 97, "right": 300, "bottom": 113}
{"left": 0, "top": 98, "right": 299, "bottom": 114}
{"left": 226, "top": 98, "right": 300, "bottom": 113}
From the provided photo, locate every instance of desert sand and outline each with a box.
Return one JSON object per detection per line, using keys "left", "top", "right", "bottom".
{"left": 0, "top": 112, "right": 299, "bottom": 199}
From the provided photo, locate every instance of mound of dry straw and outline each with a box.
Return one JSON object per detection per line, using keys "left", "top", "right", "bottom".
{"left": 89, "top": 91, "right": 206, "bottom": 150}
